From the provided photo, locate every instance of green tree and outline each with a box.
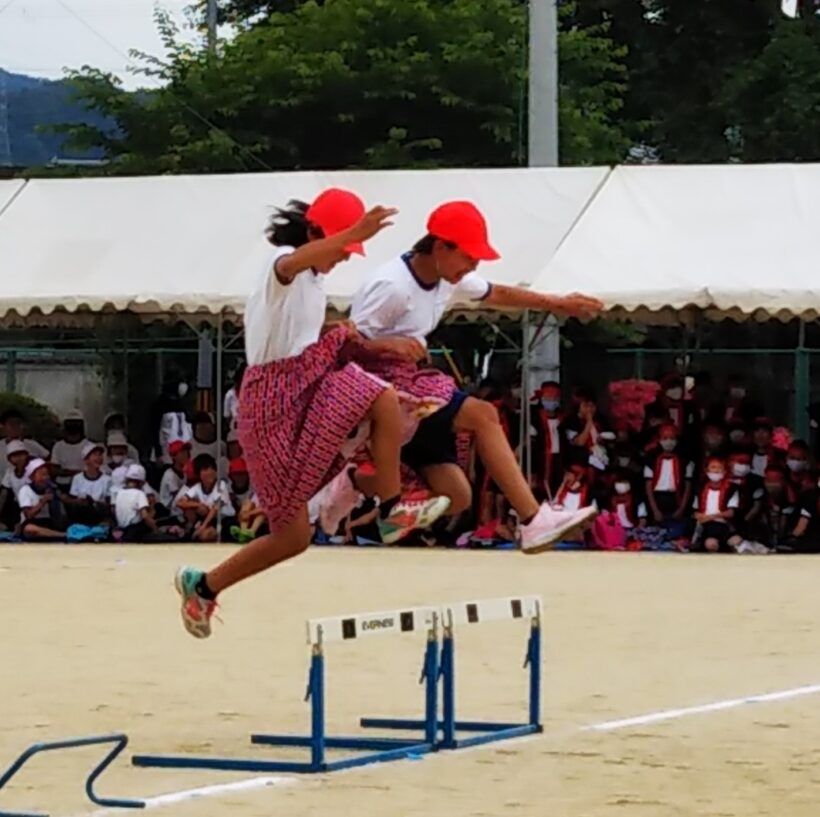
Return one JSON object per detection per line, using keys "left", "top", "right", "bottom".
{"left": 723, "top": 17, "right": 820, "bottom": 161}
{"left": 56, "top": 0, "right": 631, "bottom": 174}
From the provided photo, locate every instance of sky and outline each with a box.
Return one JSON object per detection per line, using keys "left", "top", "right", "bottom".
{"left": 0, "top": 0, "right": 202, "bottom": 89}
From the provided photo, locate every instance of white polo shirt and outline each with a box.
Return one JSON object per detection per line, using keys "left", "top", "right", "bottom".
{"left": 180, "top": 480, "right": 236, "bottom": 517}
{"left": 115, "top": 488, "right": 150, "bottom": 528}
{"left": 350, "top": 254, "right": 491, "bottom": 346}
{"left": 1, "top": 468, "right": 28, "bottom": 499}
{"left": 51, "top": 439, "right": 89, "bottom": 472}
{"left": 245, "top": 245, "right": 326, "bottom": 366}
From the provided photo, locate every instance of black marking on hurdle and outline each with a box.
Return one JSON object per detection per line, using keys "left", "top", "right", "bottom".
{"left": 466, "top": 603, "right": 479, "bottom": 623}
{"left": 341, "top": 618, "right": 357, "bottom": 640}
{"left": 511, "top": 599, "right": 523, "bottom": 619}
{"left": 400, "top": 611, "right": 415, "bottom": 632}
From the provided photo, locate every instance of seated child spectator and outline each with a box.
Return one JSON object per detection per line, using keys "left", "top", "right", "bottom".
{"left": 190, "top": 412, "right": 227, "bottom": 462}
{"left": 692, "top": 456, "right": 738, "bottom": 552}
{"left": 66, "top": 442, "right": 112, "bottom": 525}
{"left": 562, "top": 388, "right": 610, "bottom": 452}
{"left": 176, "top": 453, "right": 235, "bottom": 542}
{"left": 553, "top": 458, "right": 596, "bottom": 512}
{"left": 0, "top": 440, "right": 29, "bottom": 530}
{"left": 0, "top": 409, "right": 48, "bottom": 481}
{"left": 608, "top": 470, "right": 648, "bottom": 531}
{"left": 226, "top": 430, "right": 243, "bottom": 462}
{"left": 727, "top": 419, "right": 750, "bottom": 448}
{"left": 785, "top": 440, "right": 813, "bottom": 494}
{"left": 228, "top": 458, "right": 252, "bottom": 505}
{"left": 699, "top": 419, "right": 728, "bottom": 464}
{"left": 725, "top": 449, "right": 764, "bottom": 549}
{"left": 751, "top": 417, "right": 779, "bottom": 477}
{"left": 50, "top": 410, "right": 90, "bottom": 490}
{"left": 105, "top": 431, "right": 133, "bottom": 473}
{"left": 103, "top": 413, "right": 140, "bottom": 463}
{"left": 115, "top": 464, "right": 181, "bottom": 542}
{"left": 644, "top": 422, "right": 694, "bottom": 536}
{"left": 18, "top": 458, "right": 68, "bottom": 541}
{"left": 230, "top": 491, "right": 268, "bottom": 544}
{"left": 534, "top": 381, "right": 565, "bottom": 498}
{"left": 757, "top": 464, "right": 803, "bottom": 550}
{"left": 159, "top": 440, "right": 191, "bottom": 518}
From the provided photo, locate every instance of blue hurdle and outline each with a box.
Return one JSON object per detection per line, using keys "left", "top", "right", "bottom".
{"left": 0, "top": 733, "right": 144, "bottom": 817}
{"left": 133, "top": 605, "right": 441, "bottom": 774}
{"left": 360, "top": 595, "right": 543, "bottom": 749}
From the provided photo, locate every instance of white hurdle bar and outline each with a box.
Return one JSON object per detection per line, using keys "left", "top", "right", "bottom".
{"left": 360, "top": 595, "right": 543, "bottom": 749}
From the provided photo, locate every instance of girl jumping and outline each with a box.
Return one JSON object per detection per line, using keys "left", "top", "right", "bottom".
{"left": 175, "top": 188, "right": 450, "bottom": 638}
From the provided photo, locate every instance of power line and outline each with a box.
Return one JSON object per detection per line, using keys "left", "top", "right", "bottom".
{"left": 48, "top": 0, "right": 273, "bottom": 172}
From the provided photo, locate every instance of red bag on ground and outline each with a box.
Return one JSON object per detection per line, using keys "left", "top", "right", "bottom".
{"left": 590, "top": 511, "right": 627, "bottom": 550}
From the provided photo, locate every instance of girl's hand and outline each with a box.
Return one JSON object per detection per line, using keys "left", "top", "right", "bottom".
{"left": 345, "top": 206, "right": 398, "bottom": 244}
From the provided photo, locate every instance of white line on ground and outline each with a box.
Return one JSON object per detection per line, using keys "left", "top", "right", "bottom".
{"left": 582, "top": 682, "right": 820, "bottom": 732}
{"left": 66, "top": 775, "right": 297, "bottom": 817}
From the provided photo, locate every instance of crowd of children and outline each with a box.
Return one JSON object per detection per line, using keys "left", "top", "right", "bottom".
{"left": 3, "top": 369, "right": 820, "bottom": 553}
{"left": 462, "top": 373, "right": 820, "bottom": 554}
{"left": 0, "top": 407, "right": 263, "bottom": 544}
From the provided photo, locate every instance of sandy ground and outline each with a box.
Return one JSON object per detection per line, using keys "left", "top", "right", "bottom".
{"left": 1, "top": 545, "right": 819, "bottom": 817}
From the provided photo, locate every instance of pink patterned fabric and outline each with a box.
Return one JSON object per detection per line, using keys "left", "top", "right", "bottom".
{"left": 238, "top": 327, "right": 387, "bottom": 534}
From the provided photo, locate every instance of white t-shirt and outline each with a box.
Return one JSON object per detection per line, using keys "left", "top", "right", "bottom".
{"left": 694, "top": 487, "right": 740, "bottom": 516}
{"left": 180, "top": 480, "right": 236, "bottom": 517}
{"left": 1, "top": 468, "right": 28, "bottom": 499}
{"left": 615, "top": 501, "right": 648, "bottom": 529}
{"left": 51, "top": 439, "right": 90, "bottom": 472}
{"left": 350, "top": 254, "right": 491, "bottom": 346}
{"left": 224, "top": 388, "right": 240, "bottom": 428}
{"left": 0, "top": 438, "right": 49, "bottom": 480}
{"left": 190, "top": 439, "right": 228, "bottom": 462}
{"left": 644, "top": 458, "right": 695, "bottom": 492}
{"left": 245, "top": 245, "right": 326, "bottom": 366}
{"left": 17, "top": 485, "right": 51, "bottom": 521}
{"left": 69, "top": 471, "right": 112, "bottom": 503}
{"left": 752, "top": 452, "right": 769, "bottom": 477}
{"left": 110, "top": 464, "right": 156, "bottom": 504}
{"left": 115, "top": 487, "right": 150, "bottom": 528}
{"left": 159, "top": 467, "right": 185, "bottom": 512}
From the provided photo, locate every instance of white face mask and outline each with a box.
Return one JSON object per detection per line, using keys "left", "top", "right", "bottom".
{"left": 109, "top": 454, "right": 125, "bottom": 465}
{"left": 178, "top": 382, "right": 189, "bottom": 398}
{"left": 787, "top": 458, "right": 807, "bottom": 473}
{"left": 617, "top": 456, "right": 631, "bottom": 468}
{"left": 730, "top": 387, "right": 746, "bottom": 400}
{"left": 665, "top": 387, "right": 683, "bottom": 401}
{"left": 614, "top": 481, "right": 630, "bottom": 495}
{"left": 732, "top": 463, "right": 751, "bottom": 478}
{"left": 708, "top": 472, "right": 724, "bottom": 483}
{"left": 660, "top": 438, "right": 677, "bottom": 452}
{"left": 729, "top": 430, "right": 745, "bottom": 443}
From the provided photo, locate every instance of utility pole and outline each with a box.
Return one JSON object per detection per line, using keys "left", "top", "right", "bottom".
{"left": 207, "top": 0, "right": 218, "bottom": 55}
{"left": 0, "top": 71, "right": 11, "bottom": 167}
{"left": 527, "top": 0, "right": 559, "bottom": 167}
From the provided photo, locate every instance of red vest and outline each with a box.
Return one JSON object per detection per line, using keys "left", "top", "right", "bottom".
{"left": 556, "top": 482, "right": 589, "bottom": 508}
{"left": 611, "top": 494, "right": 637, "bottom": 526}
{"left": 652, "top": 453, "right": 683, "bottom": 498}
{"left": 699, "top": 480, "right": 732, "bottom": 514}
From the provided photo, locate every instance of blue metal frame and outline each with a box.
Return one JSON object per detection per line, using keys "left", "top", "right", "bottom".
{"left": 360, "top": 617, "right": 543, "bottom": 750}
{"left": 0, "top": 734, "right": 144, "bottom": 817}
{"left": 133, "top": 626, "right": 440, "bottom": 775}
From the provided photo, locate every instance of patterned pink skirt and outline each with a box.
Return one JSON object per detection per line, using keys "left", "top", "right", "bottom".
{"left": 238, "top": 327, "right": 387, "bottom": 534}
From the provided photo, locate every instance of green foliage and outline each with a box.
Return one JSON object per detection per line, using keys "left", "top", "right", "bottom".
{"left": 723, "top": 18, "right": 820, "bottom": 162}
{"left": 0, "top": 392, "right": 61, "bottom": 449}
{"left": 56, "top": 0, "right": 632, "bottom": 173}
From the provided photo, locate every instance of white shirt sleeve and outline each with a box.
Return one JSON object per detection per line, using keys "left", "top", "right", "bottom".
{"left": 452, "top": 272, "right": 491, "bottom": 303}
{"left": 684, "top": 462, "right": 695, "bottom": 480}
{"left": 26, "top": 439, "right": 49, "bottom": 459}
{"left": 352, "top": 279, "right": 410, "bottom": 339}
{"left": 727, "top": 492, "right": 740, "bottom": 510}
{"left": 219, "top": 481, "right": 236, "bottom": 517}
{"left": 692, "top": 495, "right": 699, "bottom": 510}
{"left": 637, "top": 502, "right": 647, "bottom": 518}
{"left": 69, "top": 473, "right": 83, "bottom": 497}
{"left": 643, "top": 465, "right": 653, "bottom": 479}
{"left": 17, "top": 485, "right": 38, "bottom": 509}
{"left": 1, "top": 470, "right": 13, "bottom": 490}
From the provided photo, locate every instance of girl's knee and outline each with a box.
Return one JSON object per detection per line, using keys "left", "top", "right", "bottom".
{"left": 459, "top": 397, "right": 501, "bottom": 430}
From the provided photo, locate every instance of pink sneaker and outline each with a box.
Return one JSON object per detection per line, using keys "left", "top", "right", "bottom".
{"left": 319, "top": 469, "right": 362, "bottom": 536}
{"left": 519, "top": 504, "right": 598, "bottom": 554}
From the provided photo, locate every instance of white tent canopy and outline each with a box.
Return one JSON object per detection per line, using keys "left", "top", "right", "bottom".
{"left": 0, "top": 167, "right": 609, "bottom": 320}
{"left": 533, "top": 163, "right": 820, "bottom": 321}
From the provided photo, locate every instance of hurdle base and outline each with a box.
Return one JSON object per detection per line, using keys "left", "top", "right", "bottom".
{"left": 359, "top": 717, "right": 543, "bottom": 749}
{"left": 132, "top": 736, "right": 434, "bottom": 775}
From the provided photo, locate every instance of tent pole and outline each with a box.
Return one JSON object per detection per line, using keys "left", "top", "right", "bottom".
{"left": 216, "top": 312, "right": 225, "bottom": 544}
{"left": 521, "top": 310, "right": 532, "bottom": 482}
{"left": 794, "top": 319, "right": 809, "bottom": 440}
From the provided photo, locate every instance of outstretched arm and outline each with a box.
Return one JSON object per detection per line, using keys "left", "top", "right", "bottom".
{"left": 483, "top": 284, "right": 603, "bottom": 319}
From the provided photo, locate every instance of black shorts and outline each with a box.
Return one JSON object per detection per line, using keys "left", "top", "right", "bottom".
{"left": 695, "top": 520, "right": 733, "bottom": 551}
{"left": 401, "top": 391, "right": 470, "bottom": 473}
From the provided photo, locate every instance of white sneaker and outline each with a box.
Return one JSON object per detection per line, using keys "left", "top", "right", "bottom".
{"left": 519, "top": 504, "right": 598, "bottom": 555}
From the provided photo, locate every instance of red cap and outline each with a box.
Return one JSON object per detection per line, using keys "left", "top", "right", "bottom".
{"left": 306, "top": 188, "right": 366, "bottom": 256}
{"left": 426, "top": 201, "right": 500, "bottom": 262}
{"left": 168, "top": 440, "right": 191, "bottom": 457}
{"left": 229, "top": 457, "right": 248, "bottom": 476}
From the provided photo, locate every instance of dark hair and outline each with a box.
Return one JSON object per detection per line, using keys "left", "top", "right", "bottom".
{"left": 0, "top": 409, "right": 23, "bottom": 423}
{"left": 411, "top": 234, "right": 457, "bottom": 255}
{"left": 193, "top": 453, "right": 217, "bottom": 475}
{"left": 574, "top": 387, "right": 597, "bottom": 404}
{"left": 104, "top": 413, "right": 125, "bottom": 430}
{"left": 540, "top": 380, "right": 560, "bottom": 391}
{"left": 265, "top": 199, "right": 322, "bottom": 248}
{"left": 788, "top": 439, "right": 809, "bottom": 453}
